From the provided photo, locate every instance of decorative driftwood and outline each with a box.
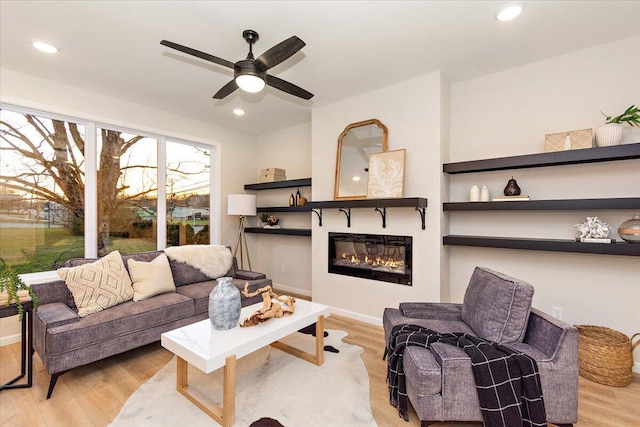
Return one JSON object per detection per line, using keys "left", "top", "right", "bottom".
{"left": 240, "top": 283, "right": 296, "bottom": 327}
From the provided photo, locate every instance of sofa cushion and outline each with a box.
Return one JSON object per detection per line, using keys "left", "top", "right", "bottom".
{"left": 127, "top": 253, "right": 176, "bottom": 301}
{"left": 57, "top": 251, "right": 134, "bottom": 317}
{"left": 461, "top": 267, "right": 534, "bottom": 344}
{"left": 175, "top": 280, "right": 217, "bottom": 314}
{"left": 45, "top": 292, "right": 193, "bottom": 355}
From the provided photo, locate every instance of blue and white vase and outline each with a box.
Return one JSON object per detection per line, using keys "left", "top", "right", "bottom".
{"left": 208, "top": 277, "right": 241, "bottom": 330}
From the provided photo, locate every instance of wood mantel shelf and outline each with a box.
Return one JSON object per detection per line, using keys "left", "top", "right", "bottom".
{"left": 307, "top": 197, "right": 428, "bottom": 229}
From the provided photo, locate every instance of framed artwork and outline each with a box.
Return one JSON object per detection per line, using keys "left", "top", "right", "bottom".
{"left": 367, "top": 149, "right": 406, "bottom": 198}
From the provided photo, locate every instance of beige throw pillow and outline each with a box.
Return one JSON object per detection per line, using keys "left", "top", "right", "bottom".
{"left": 127, "top": 253, "right": 176, "bottom": 301}
{"left": 57, "top": 250, "right": 134, "bottom": 317}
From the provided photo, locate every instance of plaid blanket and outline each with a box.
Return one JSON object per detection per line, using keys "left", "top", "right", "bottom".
{"left": 385, "top": 324, "right": 546, "bottom": 426}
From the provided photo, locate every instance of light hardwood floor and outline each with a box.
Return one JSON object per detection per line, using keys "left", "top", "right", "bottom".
{"left": 1, "top": 314, "right": 638, "bottom": 427}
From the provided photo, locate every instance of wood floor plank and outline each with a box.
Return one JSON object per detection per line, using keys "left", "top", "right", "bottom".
{"left": 0, "top": 313, "right": 638, "bottom": 427}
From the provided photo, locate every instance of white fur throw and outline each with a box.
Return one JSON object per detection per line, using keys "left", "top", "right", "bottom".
{"left": 163, "top": 245, "right": 233, "bottom": 279}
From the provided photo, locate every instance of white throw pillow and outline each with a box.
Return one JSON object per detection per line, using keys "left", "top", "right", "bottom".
{"left": 127, "top": 253, "right": 176, "bottom": 301}
{"left": 58, "top": 250, "right": 134, "bottom": 317}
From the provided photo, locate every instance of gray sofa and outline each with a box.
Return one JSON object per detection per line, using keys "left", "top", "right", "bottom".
{"left": 30, "top": 249, "right": 271, "bottom": 399}
{"left": 383, "top": 267, "right": 578, "bottom": 427}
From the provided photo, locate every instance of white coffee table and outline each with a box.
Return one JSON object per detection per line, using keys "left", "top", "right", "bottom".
{"left": 161, "top": 299, "right": 331, "bottom": 427}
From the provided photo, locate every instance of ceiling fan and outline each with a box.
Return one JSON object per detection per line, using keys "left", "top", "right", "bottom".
{"left": 160, "top": 30, "right": 313, "bottom": 100}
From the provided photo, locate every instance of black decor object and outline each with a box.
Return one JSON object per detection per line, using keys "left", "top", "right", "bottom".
{"left": 503, "top": 177, "right": 521, "bottom": 196}
{"left": 160, "top": 30, "right": 313, "bottom": 100}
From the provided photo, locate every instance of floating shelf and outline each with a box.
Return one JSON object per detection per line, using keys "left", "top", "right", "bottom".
{"left": 443, "top": 142, "right": 640, "bottom": 174}
{"left": 244, "top": 178, "right": 311, "bottom": 191}
{"left": 443, "top": 197, "right": 640, "bottom": 211}
{"left": 443, "top": 235, "right": 640, "bottom": 256}
{"left": 256, "top": 206, "right": 311, "bottom": 213}
{"left": 307, "top": 197, "right": 428, "bottom": 229}
{"left": 245, "top": 227, "right": 311, "bottom": 237}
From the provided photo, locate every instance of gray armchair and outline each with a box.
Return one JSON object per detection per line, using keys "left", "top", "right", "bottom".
{"left": 383, "top": 267, "right": 578, "bottom": 427}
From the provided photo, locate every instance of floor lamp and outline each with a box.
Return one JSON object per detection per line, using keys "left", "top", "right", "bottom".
{"left": 228, "top": 194, "right": 256, "bottom": 271}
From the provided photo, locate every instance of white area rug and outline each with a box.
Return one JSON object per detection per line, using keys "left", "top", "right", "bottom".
{"left": 109, "top": 329, "right": 378, "bottom": 427}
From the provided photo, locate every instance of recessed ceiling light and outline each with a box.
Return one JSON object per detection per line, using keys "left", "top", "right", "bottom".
{"left": 352, "top": 175, "right": 361, "bottom": 182}
{"left": 233, "top": 108, "right": 245, "bottom": 116}
{"left": 33, "top": 41, "right": 58, "bottom": 54}
{"left": 497, "top": 4, "right": 524, "bottom": 21}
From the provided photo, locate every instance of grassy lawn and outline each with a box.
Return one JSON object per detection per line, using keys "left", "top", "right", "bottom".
{"left": 0, "top": 227, "right": 156, "bottom": 274}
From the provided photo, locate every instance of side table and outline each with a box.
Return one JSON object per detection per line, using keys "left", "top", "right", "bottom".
{"left": 0, "top": 300, "right": 33, "bottom": 391}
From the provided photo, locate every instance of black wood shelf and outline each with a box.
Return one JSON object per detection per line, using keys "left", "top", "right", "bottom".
{"left": 443, "top": 197, "right": 640, "bottom": 211}
{"left": 308, "top": 197, "right": 427, "bottom": 209}
{"left": 307, "top": 197, "right": 428, "bottom": 229}
{"left": 443, "top": 142, "right": 640, "bottom": 174}
{"left": 244, "top": 178, "right": 311, "bottom": 191}
{"left": 256, "top": 206, "right": 311, "bottom": 213}
{"left": 245, "top": 227, "right": 311, "bottom": 237}
{"left": 443, "top": 235, "right": 640, "bottom": 256}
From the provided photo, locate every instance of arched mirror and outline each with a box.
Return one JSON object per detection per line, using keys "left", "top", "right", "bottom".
{"left": 334, "top": 119, "right": 388, "bottom": 200}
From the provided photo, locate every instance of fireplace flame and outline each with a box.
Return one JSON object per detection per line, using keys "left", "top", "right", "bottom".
{"left": 339, "top": 252, "right": 405, "bottom": 271}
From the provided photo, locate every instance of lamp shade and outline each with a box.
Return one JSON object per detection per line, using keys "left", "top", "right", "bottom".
{"left": 227, "top": 194, "right": 256, "bottom": 216}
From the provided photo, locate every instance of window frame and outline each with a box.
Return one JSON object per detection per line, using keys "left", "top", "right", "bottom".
{"left": 1, "top": 102, "right": 220, "bottom": 262}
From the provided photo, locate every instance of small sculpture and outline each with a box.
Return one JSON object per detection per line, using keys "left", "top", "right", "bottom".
{"left": 240, "top": 283, "right": 296, "bottom": 327}
{"left": 267, "top": 215, "right": 279, "bottom": 226}
{"left": 575, "top": 217, "right": 611, "bottom": 239}
{"left": 503, "top": 177, "right": 521, "bottom": 196}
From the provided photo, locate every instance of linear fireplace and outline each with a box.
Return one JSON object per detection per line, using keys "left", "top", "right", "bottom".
{"left": 328, "top": 232, "right": 412, "bottom": 285}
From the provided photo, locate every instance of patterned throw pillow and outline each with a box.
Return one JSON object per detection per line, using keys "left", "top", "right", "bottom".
{"left": 127, "top": 253, "right": 176, "bottom": 301}
{"left": 58, "top": 251, "right": 134, "bottom": 317}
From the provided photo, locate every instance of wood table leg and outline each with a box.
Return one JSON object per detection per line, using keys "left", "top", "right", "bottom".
{"left": 271, "top": 315, "right": 325, "bottom": 366}
{"left": 176, "top": 355, "right": 237, "bottom": 427}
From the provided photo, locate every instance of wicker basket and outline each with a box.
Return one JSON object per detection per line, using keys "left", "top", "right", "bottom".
{"left": 575, "top": 325, "right": 640, "bottom": 387}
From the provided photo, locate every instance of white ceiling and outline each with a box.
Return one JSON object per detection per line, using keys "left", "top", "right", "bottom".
{"left": 1, "top": 1, "right": 639, "bottom": 135}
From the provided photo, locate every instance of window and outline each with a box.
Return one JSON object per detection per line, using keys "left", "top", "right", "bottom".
{"left": 166, "top": 140, "right": 211, "bottom": 247}
{"left": 0, "top": 105, "right": 218, "bottom": 273}
{"left": 0, "top": 109, "right": 85, "bottom": 273}
{"left": 96, "top": 127, "right": 158, "bottom": 256}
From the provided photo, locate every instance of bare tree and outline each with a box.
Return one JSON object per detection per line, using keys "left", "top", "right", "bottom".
{"left": 1, "top": 112, "right": 150, "bottom": 255}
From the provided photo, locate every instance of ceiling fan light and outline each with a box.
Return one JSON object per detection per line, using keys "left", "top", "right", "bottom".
{"left": 235, "top": 74, "right": 265, "bottom": 93}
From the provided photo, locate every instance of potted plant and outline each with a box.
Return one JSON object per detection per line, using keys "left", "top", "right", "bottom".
{"left": 596, "top": 105, "right": 639, "bottom": 147}
{"left": 259, "top": 212, "right": 270, "bottom": 227}
{"left": 0, "top": 261, "right": 38, "bottom": 321}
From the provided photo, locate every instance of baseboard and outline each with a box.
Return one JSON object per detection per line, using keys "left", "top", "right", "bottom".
{"left": 0, "top": 333, "right": 21, "bottom": 347}
{"left": 271, "top": 283, "right": 312, "bottom": 298}
{"left": 328, "top": 306, "right": 382, "bottom": 326}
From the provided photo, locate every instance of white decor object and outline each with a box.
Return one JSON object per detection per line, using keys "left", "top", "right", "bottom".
{"left": 480, "top": 185, "right": 490, "bottom": 202}
{"left": 575, "top": 217, "right": 611, "bottom": 239}
{"left": 469, "top": 185, "right": 480, "bottom": 202}
{"left": 367, "top": 149, "right": 406, "bottom": 198}
{"left": 595, "top": 123, "right": 624, "bottom": 147}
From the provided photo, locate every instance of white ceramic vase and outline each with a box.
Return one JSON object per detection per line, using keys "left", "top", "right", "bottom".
{"left": 208, "top": 277, "right": 241, "bottom": 330}
{"left": 595, "top": 123, "right": 623, "bottom": 147}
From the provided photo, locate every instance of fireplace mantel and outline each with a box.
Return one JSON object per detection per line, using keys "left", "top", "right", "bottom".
{"left": 307, "top": 197, "right": 427, "bottom": 229}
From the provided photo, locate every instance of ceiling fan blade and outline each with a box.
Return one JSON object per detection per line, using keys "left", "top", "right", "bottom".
{"left": 213, "top": 80, "right": 239, "bottom": 99}
{"left": 161, "top": 40, "right": 235, "bottom": 69}
{"left": 255, "top": 36, "right": 306, "bottom": 71}
{"left": 266, "top": 75, "right": 314, "bottom": 100}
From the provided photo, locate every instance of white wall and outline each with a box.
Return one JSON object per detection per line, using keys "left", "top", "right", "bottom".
{"left": 449, "top": 36, "right": 640, "bottom": 370}
{"left": 311, "top": 72, "right": 449, "bottom": 323}
{"left": 0, "top": 67, "right": 259, "bottom": 343}
{"left": 251, "top": 123, "right": 313, "bottom": 296}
